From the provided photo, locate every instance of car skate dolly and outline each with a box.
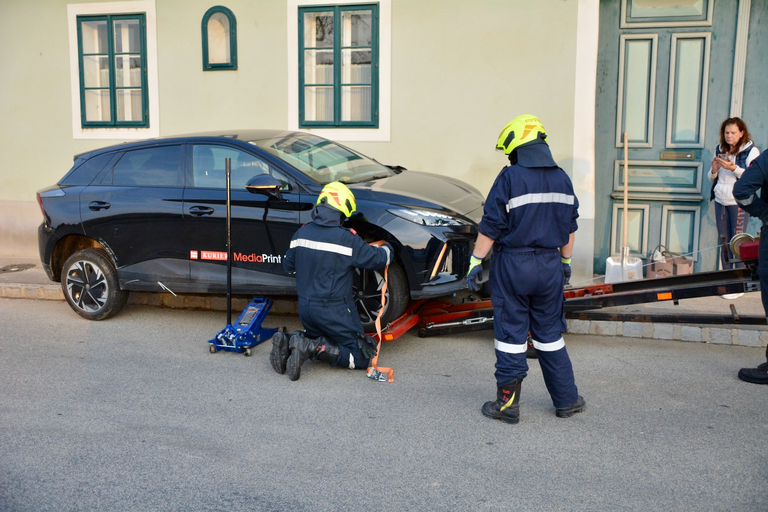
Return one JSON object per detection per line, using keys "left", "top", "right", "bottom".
{"left": 369, "top": 240, "right": 765, "bottom": 342}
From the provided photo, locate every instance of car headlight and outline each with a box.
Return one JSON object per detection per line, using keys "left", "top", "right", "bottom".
{"left": 387, "top": 208, "right": 469, "bottom": 227}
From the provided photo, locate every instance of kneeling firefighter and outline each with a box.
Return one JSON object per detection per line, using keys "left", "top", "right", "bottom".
{"left": 270, "top": 181, "right": 393, "bottom": 381}
{"left": 467, "top": 114, "right": 585, "bottom": 424}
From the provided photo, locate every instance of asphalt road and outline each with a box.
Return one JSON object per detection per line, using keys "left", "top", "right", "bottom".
{"left": 1, "top": 298, "right": 766, "bottom": 511}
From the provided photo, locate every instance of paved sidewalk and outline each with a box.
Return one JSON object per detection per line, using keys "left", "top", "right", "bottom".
{"left": 2, "top": 255, "right": 766, "bottom": 348}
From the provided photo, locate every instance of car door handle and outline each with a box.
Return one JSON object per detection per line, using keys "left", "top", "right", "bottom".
{"left": 88, "top": 201, "right": 111, "bottom": 211}
{"left": 189, "top": 206, "right": 215, "bottom": 216}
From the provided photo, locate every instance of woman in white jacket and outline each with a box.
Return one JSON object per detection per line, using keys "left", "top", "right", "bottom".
{"left": 708, "top": 117, "right": 760, "bottom": 272}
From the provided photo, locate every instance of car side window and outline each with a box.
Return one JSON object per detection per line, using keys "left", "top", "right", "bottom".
{"left": 60, "top": 153, "right": 115, "bottom": 186}
{"left": 112, "top": 145, "right": 184, "bottom": 187}
{"left": 192, "top": 145, "right": 291, "bottom": 191}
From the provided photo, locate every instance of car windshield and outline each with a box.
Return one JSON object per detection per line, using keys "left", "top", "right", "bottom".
{"left": 249, "top": 133, "right": 395, "bottom": 185}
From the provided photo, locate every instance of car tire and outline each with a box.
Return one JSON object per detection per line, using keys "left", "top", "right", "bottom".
{"left": 61, "top": 249, "right": 129, "bottom": 321}
{"left": 354, "top": 262, "right": 409, "bottom": 332}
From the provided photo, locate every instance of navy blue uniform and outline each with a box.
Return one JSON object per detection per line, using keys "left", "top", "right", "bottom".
{"left": 732, "top": 151, "right": 768, "bottom": 365}
{"left": 479, "top": 142, "right": 580, "bottom": 408}
{"left": 284, "top": 204, "right": 391, "bottom": 369}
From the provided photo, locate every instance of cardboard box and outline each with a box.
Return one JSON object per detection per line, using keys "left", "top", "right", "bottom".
{"left": 647, "top": 260, "right": 674, "bottom": 279}
{"left": 671, "top": 256, "right": 693, "bottom": 275}
{"left": 646, "top": 253, "right": 693, "bottom": 279}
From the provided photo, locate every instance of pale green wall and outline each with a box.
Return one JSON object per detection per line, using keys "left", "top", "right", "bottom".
{"left": 155, "top": 0, "right": 289, "bottom": 135}
{"left": 353, "top": 0, "right": 580, "bottom": 198}
{"left": 0, "top": 0, "right": 583, "bottom": 257}
{"left": 0, "top": 0, "right": 82, "bottom": 201}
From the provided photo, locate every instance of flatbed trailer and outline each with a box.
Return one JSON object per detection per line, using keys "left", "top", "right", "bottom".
{"left": 371, "top": 259, "right": 766, "bottom": 342}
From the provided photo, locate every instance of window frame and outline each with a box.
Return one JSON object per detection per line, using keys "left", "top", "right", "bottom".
{"left": 298, "top": 4, "right": 379, "bottom": 129}
{"left": 76, "top": 13, "right": 149, "bottom": 128}
{"left": 68, "top": 1, "right": 159, "bottom": 140}
{"left": 201, "top": 6, "right": 238, "bottom": 71}
{"left": 620, "top": 0, "right": 714, "bottom": 28}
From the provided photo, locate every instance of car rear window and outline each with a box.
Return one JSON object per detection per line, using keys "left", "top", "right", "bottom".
{"left": 112, "top": 145, "right": 184, "bottom": 187}
{"left": 60, "top": 153, "right": 114, "bottom": 186}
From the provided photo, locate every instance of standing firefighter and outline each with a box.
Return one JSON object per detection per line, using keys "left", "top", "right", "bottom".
{"left": 732, "top": 150, "right": 768, "bottom": 384}
{"left": 270, "top": 181, "right": 393, "bottom": 381}
{"left": 467, "top": 114, "right": 585, "bottom": 424}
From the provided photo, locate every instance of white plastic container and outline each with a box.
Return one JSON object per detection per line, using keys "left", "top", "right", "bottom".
{"left": 607, "top": 134, "right": 645, "bottom": 284}
{"left": 604, "top": 254, "right": 644, "bottom": 284}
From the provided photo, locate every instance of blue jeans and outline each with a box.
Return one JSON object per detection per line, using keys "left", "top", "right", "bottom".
{"left": 715, "top": 202, "right": 749, "bottom": 269}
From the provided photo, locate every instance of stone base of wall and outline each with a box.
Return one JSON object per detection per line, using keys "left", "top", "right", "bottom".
{"left": 567, "top": 318, "right": 768, "bottom": 348}
{"left": 1, "top": 200, "right": 40, "bottom": 257}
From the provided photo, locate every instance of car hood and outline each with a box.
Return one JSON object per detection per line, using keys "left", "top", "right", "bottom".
{"left": 350, "top": 170, "right": 485, "bottom": 219}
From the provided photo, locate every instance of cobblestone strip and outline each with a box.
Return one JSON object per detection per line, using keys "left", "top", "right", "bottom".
{"left": 566, "top": 319, "right": 768, "bottom": 347}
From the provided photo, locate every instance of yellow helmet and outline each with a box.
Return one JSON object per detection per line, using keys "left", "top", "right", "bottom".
{"left": 496, "top": 114, "right": 547, "bottom": 154}
{"left": 317, "top": 181, "right": 357, "bottom": 218}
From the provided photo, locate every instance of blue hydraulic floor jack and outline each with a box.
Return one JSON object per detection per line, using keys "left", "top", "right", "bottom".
{"left": 206, "top": 158, "right": 281, "bottom": 356}
{"left": 208, "top": 297, "right": 280, "bottom": 356}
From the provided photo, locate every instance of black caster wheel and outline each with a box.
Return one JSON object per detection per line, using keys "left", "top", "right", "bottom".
{"left": 209, "top": 344, "right": 217, "bottom": 353}
{"left": 243, "top": 348, "right": 252, "bottom": 357}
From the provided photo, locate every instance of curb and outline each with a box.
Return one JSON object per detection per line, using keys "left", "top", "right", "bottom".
{"left": 566, "top": 318, "right": 768, "bottom": 348}
{"left": 2, "top": 283, "right": 766, "bottom": 348}
{"left": 0, "top": 283, "right": 299, "bottom": 316}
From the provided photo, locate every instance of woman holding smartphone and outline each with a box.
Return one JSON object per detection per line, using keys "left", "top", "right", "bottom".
{"left": 708, "top": 117, "right": 760, "bottom": 279}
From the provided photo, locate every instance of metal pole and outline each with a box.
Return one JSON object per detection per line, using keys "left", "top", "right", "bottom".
{"left": 622, "top": 131, "right": 629, "bottom": 267}
{"left": 226, "top": 157, "right": 232, "bottom": 326}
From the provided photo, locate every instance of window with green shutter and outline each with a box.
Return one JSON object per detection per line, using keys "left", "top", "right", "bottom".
{"left": 77, "top": 14, "right": 148, "bottom": 128}
{"left": 202, "top": 6, "right": 237, "bottom": 71}
{"left": 299, "top": 4, "right": 378, "bottom": 128}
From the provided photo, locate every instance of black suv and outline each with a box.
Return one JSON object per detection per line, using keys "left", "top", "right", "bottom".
{"left": 37, "top": 130, "right": 485, "bottom": 327}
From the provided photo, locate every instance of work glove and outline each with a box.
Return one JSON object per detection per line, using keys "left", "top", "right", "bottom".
{"left": 466, "top": 254, "right": 484, "bottom": 292}
{"left": 561, "top": 257, "right": 572, "bottom": 286}
{"left": 357, "top": 333, "right": 378, "bottom": 360}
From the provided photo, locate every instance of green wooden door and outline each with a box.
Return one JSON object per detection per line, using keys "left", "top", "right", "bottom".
{"left": 595, "top": 0, "right": 743, "bottom": 275}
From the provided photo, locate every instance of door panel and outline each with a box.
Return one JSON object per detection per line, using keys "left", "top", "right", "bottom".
{"left": 666, "top": 33, "right": 710, "bottom": 148}
{"left": 616, "top": 34, "right": 657, "bottom": 147}
{"left": 80, "top": 145, "right": 188, "bottom": 289}
{"left": 183, "top": 143, "right": 313, "bottom": 294}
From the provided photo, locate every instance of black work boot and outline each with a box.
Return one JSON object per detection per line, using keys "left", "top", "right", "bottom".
{"left": 269, "top": 330, "right": 290, "bottom": 374}
{"left": 555, "top": 395, "right": 586, "bottom": 418}
{"left": 737, "top": 361, "right": 768, "bottom": 384}
{"left": 481, "top": 379, "right": 522, "bottom": 424}
{"left": 286, "top": 335, "right": 340, "bottom": 381}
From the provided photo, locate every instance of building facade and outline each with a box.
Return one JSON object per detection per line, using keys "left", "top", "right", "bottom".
{"left": 1, "top": 0, "right": 765, "bottom": 287}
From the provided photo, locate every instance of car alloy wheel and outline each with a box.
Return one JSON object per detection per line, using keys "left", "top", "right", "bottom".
{"left": 61, "top": 249, "right": 128, "bottom": 320}
{"left": 353, "top": 263, "right": 409, "bottom": 332}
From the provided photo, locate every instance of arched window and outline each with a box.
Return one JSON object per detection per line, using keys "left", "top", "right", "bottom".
{"left": 202, "top": 6, "right": 237, "bottom": 70}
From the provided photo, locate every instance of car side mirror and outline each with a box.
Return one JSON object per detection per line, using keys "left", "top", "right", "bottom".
{"left": 245, "top": 174, "right": 283, "bottom": 199}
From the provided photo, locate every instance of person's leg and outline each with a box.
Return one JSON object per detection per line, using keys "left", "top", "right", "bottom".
{"left": 482, "top": 252, "right": 533, "bottom": 424}
{"left": 727, "top": 205, "right": 747, "bottom": 269}
{"left": 734, "top": 205, "right": 749, "bottom": 235}
{"left": 489, "top": 252, "right": 531, "bottom": 387}
{"left": 714, "top": 202, "right": 732, "bottom": 269}
{"left": 529, "top": 251, "right": 584, "bottom": 415}
{"left": 287, "top": 299, "right": 368, "bottom": 380}
{"left": 738, "top": 235, "right": 768, "bottom": 384}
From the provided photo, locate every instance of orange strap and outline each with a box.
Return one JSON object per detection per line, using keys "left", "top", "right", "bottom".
{"left": 366, "top": 244, "right": 394, "bottom": 382}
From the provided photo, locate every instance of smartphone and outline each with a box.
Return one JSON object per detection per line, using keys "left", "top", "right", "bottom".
{"left": 718, "top": 153, "right": 729, "bottom": 160}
